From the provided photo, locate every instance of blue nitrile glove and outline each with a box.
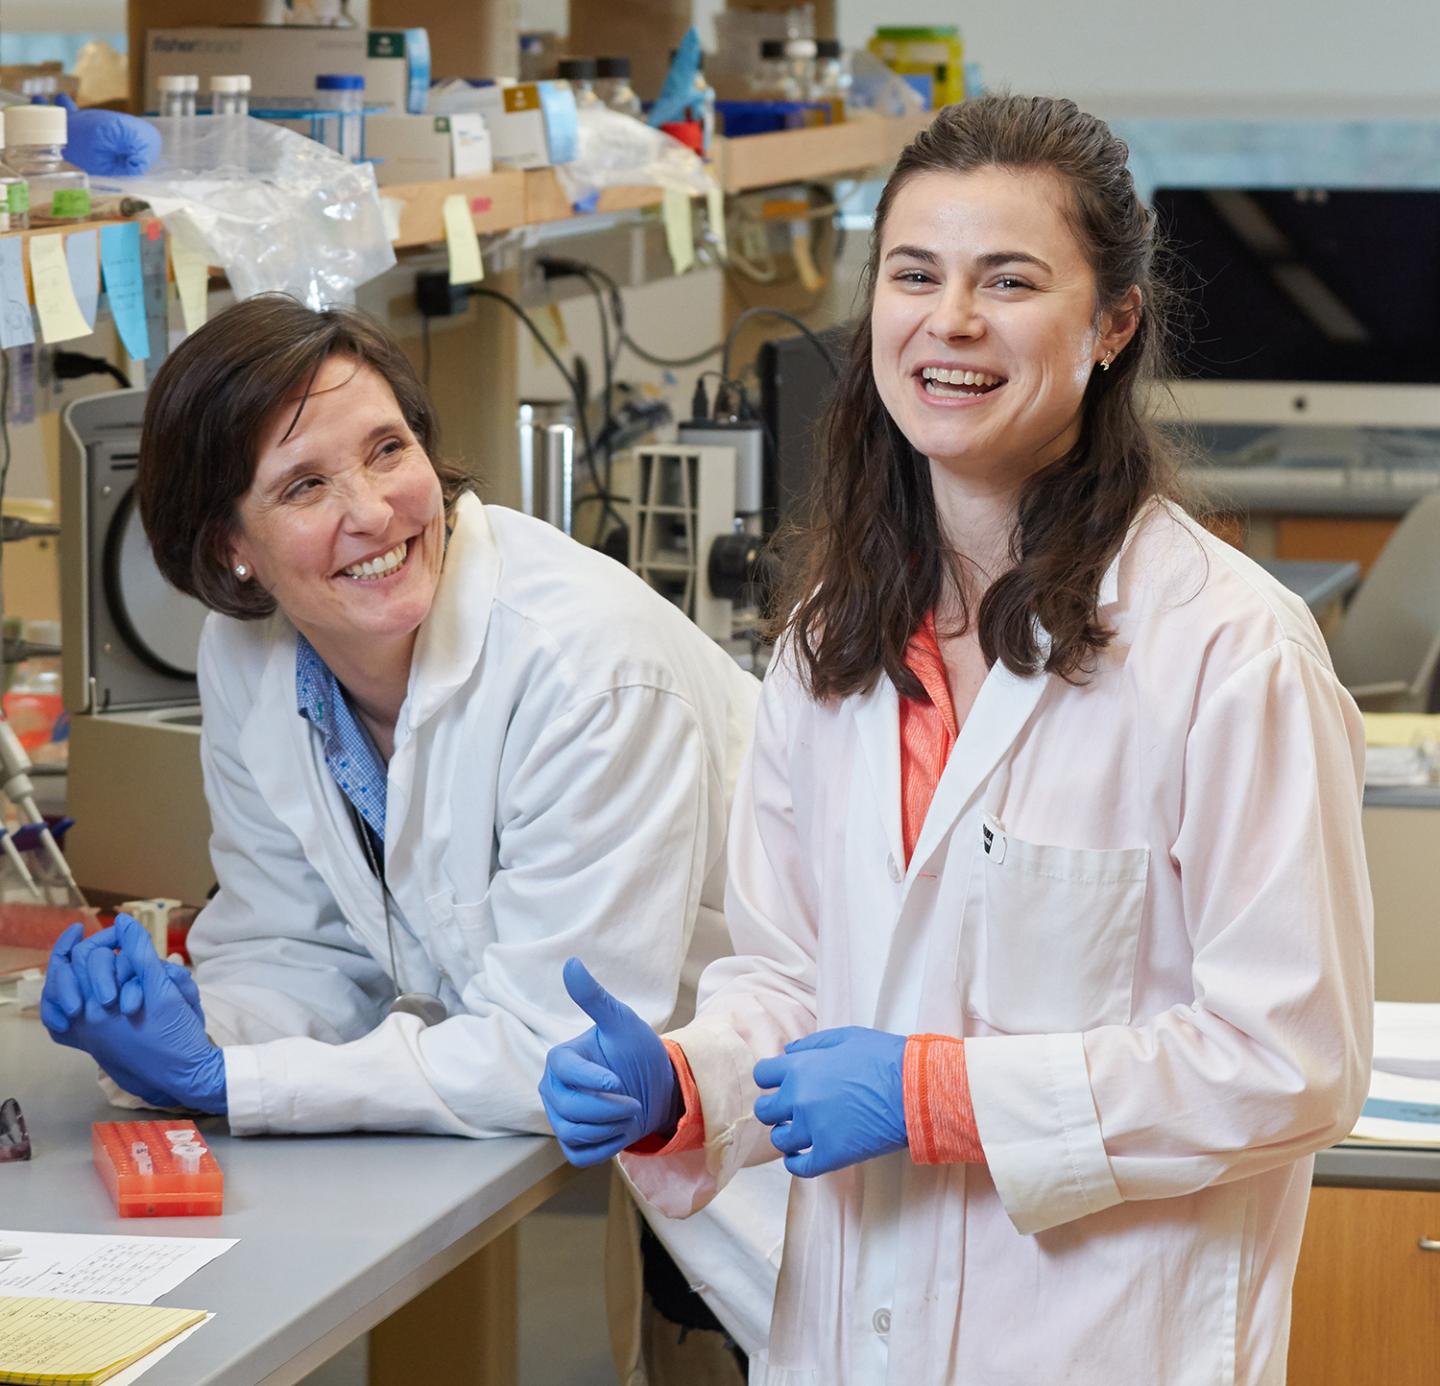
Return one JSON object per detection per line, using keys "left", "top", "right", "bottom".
{"left": 538, "top": 957, "right": 681, "bottom": 1167}
{"left": 41, "top": 915, "right": 225, "bottom": 1113}
{"left": 61, "top": 917, "right": 200, "bottom": 1024}
{"left": 753, "top": 1026, "right": 908, "bottom": 1177}
{"left": 55, "top": 93, "right": 161, "bottom": 177}
{"left": 648, "top": 25, "right": 703, "bottom": 128}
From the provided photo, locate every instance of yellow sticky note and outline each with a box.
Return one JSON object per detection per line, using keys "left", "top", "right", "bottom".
{"left": 705, "top": 177, "right": 727, "bottom": 261}
{"left": 442, "top": 193, "right": 484, "bottom": 285}
{"left": 662, "top": 189, "right": 695, "bottom": 275}
{"left": 791, "top": 221, "right": 824, "bottom": 292}
{"left": 28, "top": 233, "right": 93, "bottom": 344}
{"left": 170, "top": 237, "right": 210, "bottom": 335}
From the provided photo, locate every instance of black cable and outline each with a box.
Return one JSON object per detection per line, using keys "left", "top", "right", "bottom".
{"left": 574, "top": 261, "right": 725, "bottom": 370}
{"left": 466, "top": 285, "right": 627, "bottom": 534}
{"left": 720, "top": 306, "right": 839, "bottom": 388}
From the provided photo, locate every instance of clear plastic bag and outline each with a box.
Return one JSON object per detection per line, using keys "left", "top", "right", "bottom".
{"left": 94, "top": 117, "right": 395, "bottom": 308}
{"left": 847, "top": 49, "right": 926, "bottom": 119}
{"left": 553, "top": 105, "right": 710, "bottom": 209}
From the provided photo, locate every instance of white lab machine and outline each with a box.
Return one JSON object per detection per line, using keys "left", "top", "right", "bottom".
{"left": 60, "top": 390, "right": 216, "bottom": 904}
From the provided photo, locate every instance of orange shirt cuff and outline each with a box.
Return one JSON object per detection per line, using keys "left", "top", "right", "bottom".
{"left": 625, "top": 1038, "right": 706, "bottom": 1156}
{"left": 904, "top": 1034, "right": 986, "bottom": 1166}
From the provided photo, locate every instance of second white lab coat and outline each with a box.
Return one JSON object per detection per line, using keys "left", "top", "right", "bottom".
{"left": 184, "top": 493, "right": 785, "bottom": 1350}
{"left": 622, "top": 499, "right": 1374, "bottom": 1386}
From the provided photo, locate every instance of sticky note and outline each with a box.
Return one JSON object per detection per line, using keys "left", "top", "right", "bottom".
{"left": 0, "top": 238, "right": 34, "bottom": 349}
{"left": 101, "top": 222, "right": 150, "bottom": 360}
{"left": 65, "top": 229, "right": 100, "bottom": 329}
{"left": 791, "top": 221, "right": 824, "bottom": 292}
{"left": 140, "top": 226, "right": 170, "bottom": 367}
{"left": 662, "top": 189, "right": 695, "bottom": 275}
{"left": 705, "top": 178, "right": 727, "bottom": 261}
{"left": 170, "top": 236, "right": 210, "bottom": 335}
{"left": 28, "top": 234, "right": 93, "bottom": 344}
{"left": 442, "top": 193, "right": 484, "bottom": 285}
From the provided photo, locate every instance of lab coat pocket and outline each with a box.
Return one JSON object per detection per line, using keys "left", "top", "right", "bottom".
{"left": 425, "top": 891, "right": 496, "bottom": 990}
{"left": 962, "top": 816, "right": 1148, "bottom": 1034}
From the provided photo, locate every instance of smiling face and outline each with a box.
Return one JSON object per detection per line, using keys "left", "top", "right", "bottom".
{"left": 227, "top": 355, "right": 446, "bottom": 663}
{"left": 871, "top": 165, "right": 1138, "bottom": 490}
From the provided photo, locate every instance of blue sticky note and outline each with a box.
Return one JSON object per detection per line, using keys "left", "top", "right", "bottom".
{"left": 0, "top": 238, "right": 35, "bottom": 350}
{"left": 100, "top": 222, "right": 149, "bottom": 360}
{"left": 66, "top": 229, "right": 100, "bottom": 329}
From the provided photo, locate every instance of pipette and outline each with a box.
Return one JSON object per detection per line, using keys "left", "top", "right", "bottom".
{"left": 0, "top": 716, "right": 87, "bottom": 908}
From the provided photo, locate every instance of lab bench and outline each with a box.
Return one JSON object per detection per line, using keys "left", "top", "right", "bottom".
{"left": 0, "top": 1008, "right": 574, "bottom": 1385}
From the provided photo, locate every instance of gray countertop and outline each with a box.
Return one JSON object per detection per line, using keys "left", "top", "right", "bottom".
{"left": 0, "top": 1011, "right": 573, "bottom": 1386}
{"left": 1314, "top": 1143, "right": 1440, "bottom": 1192}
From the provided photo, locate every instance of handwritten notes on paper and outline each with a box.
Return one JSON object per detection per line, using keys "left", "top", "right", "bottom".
{"left": 0, "top": 1230, "right": 236, "bottom": 1305}
{"left": 0, "top": 1296, "right": 206, "bottom": 1385}
{"left": 0, "top": 238, "right": 34, "bottom": 350}
{"left": 100, "top": 223, "right": 150, "bottom": 361}
{"left": 65, "top": 229, "right": 100, "bottom": 330}
{"left": 28, "top": 235, "right": 91, "bottom": 344}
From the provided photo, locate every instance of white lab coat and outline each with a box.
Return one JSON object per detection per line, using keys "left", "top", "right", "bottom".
{"left": 622, "top": 499, "right": 1374, "bottom": 1386}
{"left": 183, "top": 493, "right": 785, "bottom": 1350}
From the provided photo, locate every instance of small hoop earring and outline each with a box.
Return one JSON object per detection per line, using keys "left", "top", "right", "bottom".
{"left": 1100, "top": 352, "right": 1114, "bottom": 372}
{"left": 234, "top": 563, "right": 249, "bottom": 578}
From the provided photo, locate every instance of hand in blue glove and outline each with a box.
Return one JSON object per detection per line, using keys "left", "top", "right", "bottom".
{"left": 753, "top": 1026, "right": 908, "bottom": 1178}
{"left": 538, "top": 958, "right": 681, "bottom": 1167}
{"left": 55, "top": 93, "right": 161, "bottom": 177}
{"left": 41, "top": 915, "right": 225, "bottom": 1113}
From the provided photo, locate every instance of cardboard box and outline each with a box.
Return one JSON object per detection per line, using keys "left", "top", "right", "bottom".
{"left": 364, "top": 112, "right": 493, "bottom": 185}
{"left": 142, "top": 26, "right": 430, "bottom": 115}
{"left": 372, "top": 0, "right": 518, "bottom": 83}
{"left": 127, "top": 1, "right": 280, "bottom": 112}
{"left": 465, "top": 83, "right": 576, "bottom": 170}
{"left": 568, "top": 0, "right": 691, "bottom": 101}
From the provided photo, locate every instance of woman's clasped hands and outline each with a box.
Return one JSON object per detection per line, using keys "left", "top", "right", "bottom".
{"left": 40, "top": 914, "right": 227, "bottom": 1113}
{"left": 540, "top": 958, "right": 909, "bottom": 1177}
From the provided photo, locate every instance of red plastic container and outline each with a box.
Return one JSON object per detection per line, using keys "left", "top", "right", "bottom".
{"left": 92, "top": 1120, "right": 224, "bottom": 1217}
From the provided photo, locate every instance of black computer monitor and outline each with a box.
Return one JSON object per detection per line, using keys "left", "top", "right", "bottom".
{"left": 757, "top": 322, "right": 853, "bottom": 531}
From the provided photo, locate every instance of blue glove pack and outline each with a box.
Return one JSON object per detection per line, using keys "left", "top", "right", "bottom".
{"left": 538, "top": 958, "right": 680, "bottom": 1167}
{"left": 54, "top": 94, "right": 161, "bottom": 177}
{"left": 41, "top": 915, "right": 226, "bottom": 1113}
{"left": 753, "top": 1026, "right": 908, "bottom": 1177}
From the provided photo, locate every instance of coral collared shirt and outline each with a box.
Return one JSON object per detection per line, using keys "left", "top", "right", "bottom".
{"left": 637, "top": 616, "right": 985, "bottom": 1165}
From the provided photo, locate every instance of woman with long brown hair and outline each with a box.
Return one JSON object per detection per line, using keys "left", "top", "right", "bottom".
{"left": 540, "top": 94, "right": 1373, "bottom": 1383}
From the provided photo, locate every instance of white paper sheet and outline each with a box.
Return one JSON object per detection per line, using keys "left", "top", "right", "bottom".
{"left": 0, "top": 1231, "right": 235, "bottom": 1305}
{"left": 1373, "top": 1001, "right": 1440, "bottom": 1081}
{"left": 1348, "top": 1070, "right": 1440, "bottom": 1146}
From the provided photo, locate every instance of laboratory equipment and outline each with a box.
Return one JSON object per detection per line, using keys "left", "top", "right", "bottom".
{"left": 558, "top": 57, "right": 600, "bottom": 109}
{"left": 0, "top": 112, "right": 29, "bottom": 233}
{"left": 210, "top": 75, "right": 252, "bottom": 116}
{"left": 0, "top": 104, "right": 91, "bottom": 224}
{"left": 595, "top": 57, "right": 642, "bottom": 118}
{"left": 751, "top": 39, "right": 798, "bottom": 100}
{"left": 868, "top": 26, "right": 965, "bottom": 108}
{"left": 516, "top": 401, "right": 580, "bottom": 533}
{"left": 314, "top": 73, "right": 365, "bottom": 161}
{"left": 60, "top": 391, "right": 213, "bottom": 904}
{"left": 783, "top": 38, "right": 818, "bottom": 102}
{"left": 92, "top": 1120, "right": 223, "bottom": 1217}
{"left": 0, "top": 719, "right": 86, "bottom": 908}
{"left": 157, "top": 73, "right": 198, "bottom": 118}
{"left": 811, "top": 38, "right": 849, "bottom": 112}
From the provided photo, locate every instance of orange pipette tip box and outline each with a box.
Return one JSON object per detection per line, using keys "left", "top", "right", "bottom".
{"left": 92, "top": 1120, "right": 224, "bottom": 1217}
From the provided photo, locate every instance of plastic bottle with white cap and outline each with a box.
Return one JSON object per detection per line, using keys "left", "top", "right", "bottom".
{"left": 157, "top": 73, "right": 199, "bottom": 118}
{"left": 210, "top": 74, "right": 251, "bottom": 117}
{"left": 0, "top": 111, "right": 30, "bottom": 233}
{"left": 0, "top": 105, "right": 90, "bottom": 224}
{"left": 315, "top": 73, "right": 365, "bottom": 160}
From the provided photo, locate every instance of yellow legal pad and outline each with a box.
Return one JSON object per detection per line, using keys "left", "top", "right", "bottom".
{"left": 0, "top": 1297, "right": 206, "bottom": 1385}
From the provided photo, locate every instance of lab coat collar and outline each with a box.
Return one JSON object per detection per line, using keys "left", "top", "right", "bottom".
{"left": 1096, "top": 495, "right": 1161, "bottom": 611}
{"left": 402, "top": 491, "right": 500, "bottom": 735}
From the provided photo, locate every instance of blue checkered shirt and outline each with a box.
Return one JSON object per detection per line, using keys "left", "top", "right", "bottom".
{"left": 296, "top": 633, "right": 388, "bottom": 843}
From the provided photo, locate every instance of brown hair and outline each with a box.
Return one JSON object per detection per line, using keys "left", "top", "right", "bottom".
{"left": 776, "top": 94, "right": 1184, "bottom": 700}
{"left": 137, "top": 293, "right": 472, "bottom": 621}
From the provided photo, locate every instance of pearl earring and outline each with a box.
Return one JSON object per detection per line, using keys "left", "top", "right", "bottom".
{"left": 234, "top": 563, "right": 249, "bottom": 578}
{"left": 1100, "top": 351, "right": 1114, "bottom": 372}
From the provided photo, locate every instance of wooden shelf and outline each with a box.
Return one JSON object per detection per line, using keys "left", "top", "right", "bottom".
{"left": 715, "top": 110, "right": 932, "bottom": 194}
{"left": 0, "top": 114, "right": 932, "bottom": 261}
